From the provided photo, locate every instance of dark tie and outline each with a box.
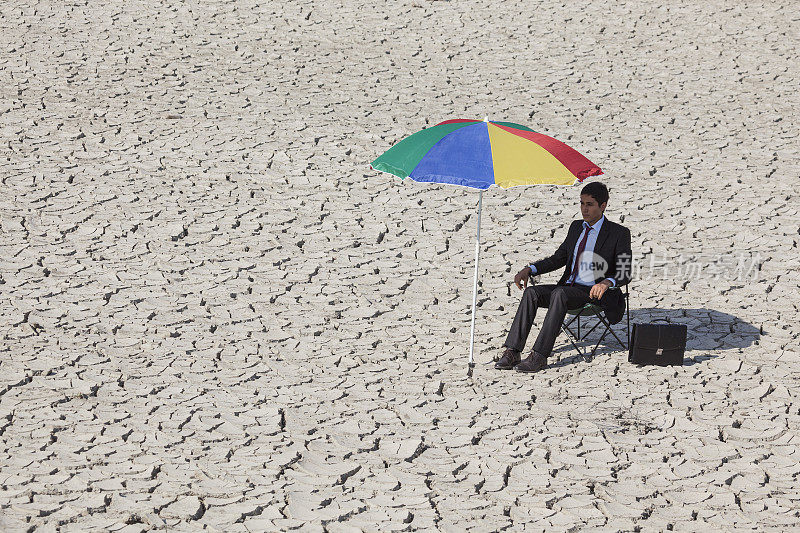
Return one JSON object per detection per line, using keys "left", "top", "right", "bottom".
{"left": 569, "top": 225, "right": 592, "bottom": 285}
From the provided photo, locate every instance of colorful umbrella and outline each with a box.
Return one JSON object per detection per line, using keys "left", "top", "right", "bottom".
{"left": 371, "top": 118, "right": 602, "bottom": 368}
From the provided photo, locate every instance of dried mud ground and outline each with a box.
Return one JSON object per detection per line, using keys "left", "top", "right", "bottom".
{"left": 1, "top": 0, "right": 799, "bottom": 531}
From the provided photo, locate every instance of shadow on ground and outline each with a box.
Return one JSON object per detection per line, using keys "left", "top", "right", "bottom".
{"left": 549, "top": 307, "right": 760, "bottom": 367}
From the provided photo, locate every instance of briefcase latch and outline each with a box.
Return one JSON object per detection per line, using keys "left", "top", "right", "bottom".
{"left": 656, "top": 348, "right": 663, "bottom": 356}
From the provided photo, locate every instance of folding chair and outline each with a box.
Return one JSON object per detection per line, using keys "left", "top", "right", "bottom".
{"left": 560, "top": 284, "right": 630, "bottom": 361}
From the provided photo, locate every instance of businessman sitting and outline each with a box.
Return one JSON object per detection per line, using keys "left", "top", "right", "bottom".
{"left": 496, "top": 181, "right": 632, "bottom": 373}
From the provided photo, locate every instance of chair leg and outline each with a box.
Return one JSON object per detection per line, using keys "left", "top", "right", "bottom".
{"left": 626, "top": 310, "right": 631, "bottom": 347}
{"left": 626, "top": 287, "right": 631, "bottom": 347}
{"left": 563, "top": 309, "right": 588, "bottom": 345}
{"left": 589, "top": 325, "right": 612, "bottom": 359}
{"left": 561, "top": 307, "right": 631, "bottom": 362}
{"left": 560, "top": 323, "right": 585, "bottom": 359}
{"left": 582, "top": 319, "right": 603, "bottom": 339}
{"left": 564, "top": 313, "right": 581, "bottom": 330}
{"left": 598, "top": 315, "right": 627, "bottom": 349}
{"left": 563, "top": 323, "right": 580, "bottom": 341}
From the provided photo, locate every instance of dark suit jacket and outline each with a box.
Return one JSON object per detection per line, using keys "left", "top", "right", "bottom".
{"left": 532, "top": 217, "right": 632, "bottom": 324}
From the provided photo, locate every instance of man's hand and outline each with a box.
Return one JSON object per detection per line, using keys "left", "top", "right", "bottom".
{"left": 514, "top": 267, "right": 533, "bottom": 290}
{"left": 589, "top": 279, "right": 613, "bottom": 300}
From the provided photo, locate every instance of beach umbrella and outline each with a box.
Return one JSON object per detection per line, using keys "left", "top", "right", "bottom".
{"left": 370, "top": 117, "right": 602, "bottom": 369}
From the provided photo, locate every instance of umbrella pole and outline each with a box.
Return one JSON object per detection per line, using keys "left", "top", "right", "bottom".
{"left": 468, "top": 190, "right": 483, "bottom": 368}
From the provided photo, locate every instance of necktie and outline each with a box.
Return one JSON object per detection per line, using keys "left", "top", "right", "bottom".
{"left": 569, "top": 225, "right": 592, "bottom": 285}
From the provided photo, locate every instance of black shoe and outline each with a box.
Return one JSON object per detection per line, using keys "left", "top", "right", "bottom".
{"left": 515, "top": 351, "right": 548, "bottom": 373}
{"left": 495, "top": 348, "right": 521, "bottom": 370}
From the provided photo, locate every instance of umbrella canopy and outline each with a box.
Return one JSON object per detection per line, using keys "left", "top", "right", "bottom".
{"left": 370, "top": 118, "right": 603, "bottom": 371}
{"left": 371, "top": 118, "right": 602, "bottom": 190}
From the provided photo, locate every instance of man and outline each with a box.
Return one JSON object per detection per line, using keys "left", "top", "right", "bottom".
{"left": 496, "top": 181, "right": 632, "bottom": 373}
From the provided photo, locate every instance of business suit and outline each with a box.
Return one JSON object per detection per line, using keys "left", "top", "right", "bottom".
{"left": 504, "top": 217, "right": 632, "bottom": 358}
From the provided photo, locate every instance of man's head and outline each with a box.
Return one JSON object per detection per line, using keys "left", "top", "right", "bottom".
{"left": 579, "top": 181, "right": 608, "bottom": 225}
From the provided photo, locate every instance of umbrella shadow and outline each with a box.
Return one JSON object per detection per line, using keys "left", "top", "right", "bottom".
{"left": 550, "top": 307, "right": 761, "bottom": 367}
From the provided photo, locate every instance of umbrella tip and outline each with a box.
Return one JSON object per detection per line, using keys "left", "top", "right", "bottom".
{"left": 483, "top": 116, "right": 489, "bottom": 123}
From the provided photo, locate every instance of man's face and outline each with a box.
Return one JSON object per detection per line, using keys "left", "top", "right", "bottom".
{"left": 580, "top": 194, "right": 606, "bottom": 224}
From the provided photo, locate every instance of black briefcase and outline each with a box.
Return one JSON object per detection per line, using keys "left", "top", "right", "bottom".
{"left": 628, "top": 323, "right": 687, "bottom": 366}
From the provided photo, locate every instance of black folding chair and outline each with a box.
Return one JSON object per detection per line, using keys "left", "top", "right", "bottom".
{"left": 560, "top": 285, "right": 630, "bottom": 361}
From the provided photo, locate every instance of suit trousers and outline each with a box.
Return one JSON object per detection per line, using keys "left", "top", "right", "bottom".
{"left": 504, "top": 284, "right": 592, "bottom": 357}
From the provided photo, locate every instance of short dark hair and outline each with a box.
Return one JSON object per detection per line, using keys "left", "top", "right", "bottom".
{"left": 580, "top": 181, "right": 609, "bottom": 206}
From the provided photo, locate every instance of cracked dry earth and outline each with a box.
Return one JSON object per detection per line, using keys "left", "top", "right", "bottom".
{"left": 1, "top": 0, "right": 799, "bottom": 531}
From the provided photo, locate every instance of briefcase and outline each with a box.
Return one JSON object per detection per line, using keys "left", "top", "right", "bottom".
{"left": 628, "top": 323, "right": 687, "bottom": 366}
